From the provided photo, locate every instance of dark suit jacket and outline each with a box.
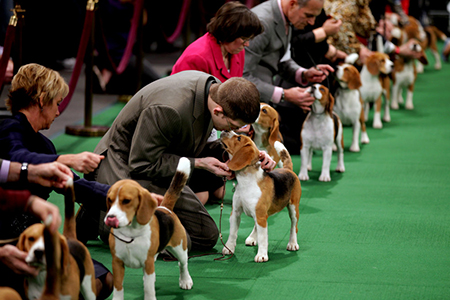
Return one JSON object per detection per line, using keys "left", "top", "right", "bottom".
{"left": 0, "top": 113, "right": 109, "bottom": 208}
{"left": 92, "top": 71, "right": 220, "bottom": 188}
{"left": 243, "top": 0, "right": 301, "bottom": 103}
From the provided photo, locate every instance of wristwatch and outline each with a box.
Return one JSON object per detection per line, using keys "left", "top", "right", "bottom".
{"left": 20, "top": 162, "right": 28, "bottom": 183}
{"left": 280, "top": 89, "right": 285, "bottom": 103}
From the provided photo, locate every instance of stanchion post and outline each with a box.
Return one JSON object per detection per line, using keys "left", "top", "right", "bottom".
{"left": 65, "top": 0, "right": 109, "bottom": 137}
{"left": 11, "top": 5, "right": 25, "bottom": 74}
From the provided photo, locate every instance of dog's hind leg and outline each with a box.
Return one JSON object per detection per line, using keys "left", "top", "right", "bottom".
{"left": 335, "top": 123, "right": 345, "bottom": 173}
{"left": 286, "top": 202, "right": 299, "bottom": 251}
{"left": 167, "top": 244, "right": 193, "bottom": 290}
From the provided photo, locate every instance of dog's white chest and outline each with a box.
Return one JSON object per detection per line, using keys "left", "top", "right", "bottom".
{"left": 302, "top": 114, "right": 335, "bottom": 149}
{"left": 234, "top": 170, "right": 263, "bottom": 217}
{"left": 395, "top": 63, "right": 415, "bottom": 87}
{"left": 114, "top": 226, "right": 151, "bottom": 269}
{"left": 360, "top": 68, "right": 382, "bottom": 103}
{"left": 334, "top": 89, "right": 361, "bottom": 125}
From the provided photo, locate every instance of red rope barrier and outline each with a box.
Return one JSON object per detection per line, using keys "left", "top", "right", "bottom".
{"left": 163, "top": 0, "right": 192, "bottom": 44}
{"left": 0, "top": 23, "right": 16, "bottom": 88}
{"left": 58, "top": 8, "right": 94, "bottom": 114}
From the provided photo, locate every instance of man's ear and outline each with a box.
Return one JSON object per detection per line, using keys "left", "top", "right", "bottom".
{"left": 212, "top": 105, "right": 224, "bottom": 117}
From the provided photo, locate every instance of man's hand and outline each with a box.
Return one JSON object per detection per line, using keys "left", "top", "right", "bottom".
{"left": 151, "top": 193, "right": 164, "bottom": 205}
{"left": 28, "top": 162, "right": 73, "bottom": 189}
{"left": 195, "top": 157, "right": 233, "bottom": 178}
{"left": 0, "top": 245, "right": 39, "bottom": 276}
{"left": 58, "top": 152, "right": 105, "bottom": 174}
{"left": 398, "top": 39, "right": 423, "bottom": 59}
{"left": 303, "top": 65, "right": 334, "bottom": 83}
{"left": 322, "top": 18, "right": 342, "bottom": 36}
{"left": 259, "top": 151, "right": 276, "bottom": 171}
{"left": 27, "top": 196, "right": 61, "bottom": 233}
{"left": 359, "top": 46, "right": 373, "bottom": 64}
{"left": 284, "top": 87, "right": 316, "bottom": 111}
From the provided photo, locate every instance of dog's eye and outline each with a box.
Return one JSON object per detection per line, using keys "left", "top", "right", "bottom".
{"left": 237, "top": 136, "right": 241, "bottom": 141}
{"left": 107, "top": 198, "right": 112, "bottom": 204}
{"left": 319, "top": 87, "right": 325, "bottom": 92}
{"left": 262, "top": 108, "right": 267, "bottom": 114}
{"left": 28, "top": 237, "right": 35, "bottom": 242}
{"left": 122, "top": 199, "right": 131, "bottom": 205}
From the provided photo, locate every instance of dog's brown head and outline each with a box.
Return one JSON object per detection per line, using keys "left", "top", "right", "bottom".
{"left": 308, "top": 84, "right": 335, "bottom": 115}
{"left": 336, "top": 64, "right": 362, "bottom": 90}
{"left": 105, "top": 179, "right": 157, "bottom": 227}
{"left": 221, "top": 131, "right": 260, "bottom": 171}
{"left": 253, "top": 103, "right": 282, "bottom": 146}
{"left": 366, "top": 52, "right": 393, "bottom": 75}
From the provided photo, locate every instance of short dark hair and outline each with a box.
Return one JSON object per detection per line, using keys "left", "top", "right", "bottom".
{"left": 207, "top": 1, "right": 263, "bottom": 44}
{"left": 209, "top": 77, "right": 260, "bottom": 124}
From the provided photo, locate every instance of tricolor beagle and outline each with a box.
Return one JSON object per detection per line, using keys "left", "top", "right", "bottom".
{"left": 17, "top": 179, "right": 96, "bottom": 300}
{"left": 299, "top": 84, "right": 345, "bottom": 182}
{"left": 360, "top": 52, "right": 393, "bottom": 128}
{"left": 334, "top": 62, "right": 369, "bottom": 152}
{"left": 220, "top": 131, "right": 301, "bottom": 262}
{"left": 252, "top": 103, "right": 284, "bottom": 166}
{"left": 104, "top": 157, "right": 192, "bottom": 300}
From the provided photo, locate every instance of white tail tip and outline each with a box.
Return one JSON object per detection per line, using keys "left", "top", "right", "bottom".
{"left": 44, "top": 214, "right": 53, "bottom": 227}
{"left": 345, "top": 53, "right": 359, "bottom": 64}
{"left": 65, "top": 177, "right": 73, "bottom": 188}
{"left": 177, "top": 157, "right": 191, "bottom": 176}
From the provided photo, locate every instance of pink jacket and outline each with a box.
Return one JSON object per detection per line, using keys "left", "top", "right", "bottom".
{"left": 171, "top": 33, "right": 244, "bottom": 82}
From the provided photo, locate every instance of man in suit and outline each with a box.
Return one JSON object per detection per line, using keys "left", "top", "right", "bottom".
{"left": 90, "top": 71, "right": 275, "bottom": 251}
{"left": 244, "top": 0, "right": 334, "bottom": 154}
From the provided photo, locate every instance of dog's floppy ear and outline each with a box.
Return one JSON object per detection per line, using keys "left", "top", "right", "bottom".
{"left": 227, "top": 143, "right": 259, "bottom": 171}
{"left": 418, "top": 51, "right": 428, "bottom": 65}
{"left": 136, "top": 187, "right": 157, "bottom": 225}
{"left": 366, "top": 55, "right": 380, "bottom": 75}
{"left": 346, "top": 67, "right": 362, "bottom": 90}
{"left": 16, "top": 232, "right": 27, "bottom": 251}
{"left": 326, "top": 92, "right": 335, "bottom": 115}
{"left": 268, "top": 114, "right": 281, "bottom": 147}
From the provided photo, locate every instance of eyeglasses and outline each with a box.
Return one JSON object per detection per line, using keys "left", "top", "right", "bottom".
{"left": 225, "top": 116, "right": 247, "bottom": 132}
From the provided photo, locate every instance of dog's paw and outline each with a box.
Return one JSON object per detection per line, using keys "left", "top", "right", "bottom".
{"left": 319, "top": 174, "right": 331, "bottom": 182}
{"left": 335, "top": 166, "right": 345, "bottom": 173}
{"left": 287, "top": 242, "right": 299, "bottom": 251}
{"left": 179, "top": 276, "right": 193, "bottom": 290}
{"left": 349, "top": 144, "right": 360, "bottom": 152}
{"left": 360, "top": 132, "right": 370, "bottom": 144}
{"left": 405, "top": 103, "right": 414, "bottom": 110}
{"left": 254, "top": 254, "right": 269, "bottom": 263}
{"left": 390, "top": 101, "right": 399, "bottom": 110}
{"left": 383, "top": 115, "right": 391, "bottom": 123}
{"left": 332, "top": 144, "right": 337, "bottom": 152}
{"left": 372, "top": 121, "right": 383, "bottom": 129}
{"left": 245, "top": 237, "right": 257, "bottom": 246}
{"left": 222, "top": 245, "right": 234, "bottom": 255}
{"left": 298, "top": 173, "right": 309, "bottom": 181}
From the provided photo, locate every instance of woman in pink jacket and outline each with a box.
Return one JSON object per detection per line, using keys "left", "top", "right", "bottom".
{"left": 171, "top": 1, "right": 263, "bottom": 82}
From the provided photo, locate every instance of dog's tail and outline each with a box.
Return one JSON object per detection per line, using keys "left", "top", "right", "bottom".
{"left": 161, "top": 157, "right": 191, "bottom": 211}
{"left": 63, "top": 178, "right": 77, "bottom": 240}
{"left": 274, "top": 141, "right": 293, "bottom": 171}
{"left": 41, "top": 215, "right": 61, "bottom": 300}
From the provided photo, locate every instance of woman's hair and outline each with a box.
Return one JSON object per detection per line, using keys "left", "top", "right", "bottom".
{"left": 207, "top": 1, "right": 263, "bottom": 44}
{"left": 209, "top": 77, "right": 260, "bottom": 124}
{"left": 6, "top": 63, "right": 69, "bottom": 114}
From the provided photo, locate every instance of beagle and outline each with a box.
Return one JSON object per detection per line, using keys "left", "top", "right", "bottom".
{"left": 360, "top": 52, "right": 393, "bottom": 128}
{"left": 334, "top": 62, "right": 369, "bottom": 152}
{"left": 220, "top": 131, "right": 301, "bottom": 262}
{"left": 104, "top": 157, "right": 192, "bottom": 300}
{"left": 252, "top": 103, "right": 284, "bottom": 166}
{"left": 17, "top": 179, "right": 96, "bottom": 300}
{"left": 299, "top": 84, "right": 345, "bottom": 182}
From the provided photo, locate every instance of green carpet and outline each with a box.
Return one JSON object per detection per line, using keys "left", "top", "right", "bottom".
{"left": 49, "top": 43, "right": 450, "bottom": 299}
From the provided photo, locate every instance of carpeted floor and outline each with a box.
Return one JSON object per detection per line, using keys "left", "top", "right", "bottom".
{"left": 49, "top": 43, "right": 450, "bottom": 299}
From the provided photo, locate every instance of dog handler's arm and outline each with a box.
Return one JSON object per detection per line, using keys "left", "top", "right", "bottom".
{"left": 259, "top": 151, "right": 276, "bottom": 172}
{"left": 195, "top": 157, "right": 232, "bottom": 177}
{"left": 284, "top": 88, "right": 316, "bottom": 111}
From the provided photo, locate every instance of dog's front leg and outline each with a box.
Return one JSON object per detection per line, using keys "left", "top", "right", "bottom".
{"left": 143, "top": 258, "right": 157, "bottom": 300}
{"left": 167, "top": 244, "right": 193, "bottom": 290}
{"left": 319, "top": 147, "right": 332, "bottom": 182}
{"left": 223, "top": 206, "right": 242, "bottom": 255}
{"left": 255, "top": 222, "right": 269, "bottom": 262}
{"left": 299, "top": 146, "right": 311, "bottom": 181}
{"left": 373, "top": 97, "right": 383, "bottom": 129}
{"left": 112, "top": 256, "right": 126, "bottom": 300}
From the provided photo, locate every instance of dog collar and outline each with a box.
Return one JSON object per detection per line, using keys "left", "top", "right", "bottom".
{"left": 111, "top": 231, "right": 134, "bottom": 244}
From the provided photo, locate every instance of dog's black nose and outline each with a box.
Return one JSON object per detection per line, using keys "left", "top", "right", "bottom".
{"left": 34, "top": 249, "right": 44, "bottom": 260}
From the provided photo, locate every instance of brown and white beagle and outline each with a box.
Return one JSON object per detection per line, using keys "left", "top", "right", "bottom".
{"left": 360, "top": 52, "right": 393, "bottom": 128}
{"left": 104, "top": 157, "right": 192, "bottom": 300}
{"left": 299, "top": 84, "right": 345, "bottom": 182}
{"left": 333, "top": 60, "right": 369, "bottom": 152}
{"left": 17, "top": 179, "right": 97, "bottom": 300}
{"left": 220, "top": 131, "right": 301, "bottom": 262}
{"left": 252, "top": 103, "right": 284, "bottom": 166}
{"left": 390, "top": 17, "right": 429, "bottom": 110}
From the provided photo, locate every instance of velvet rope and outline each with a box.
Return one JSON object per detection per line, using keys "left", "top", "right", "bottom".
{"left": 58, "top": 8, "right": 94, "bottom": 114}
{"left": 163, "top": 0, "right": 192, "bottom": 44}
{"left": 0, "top": 23, "right": 16, "bottom": 89}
